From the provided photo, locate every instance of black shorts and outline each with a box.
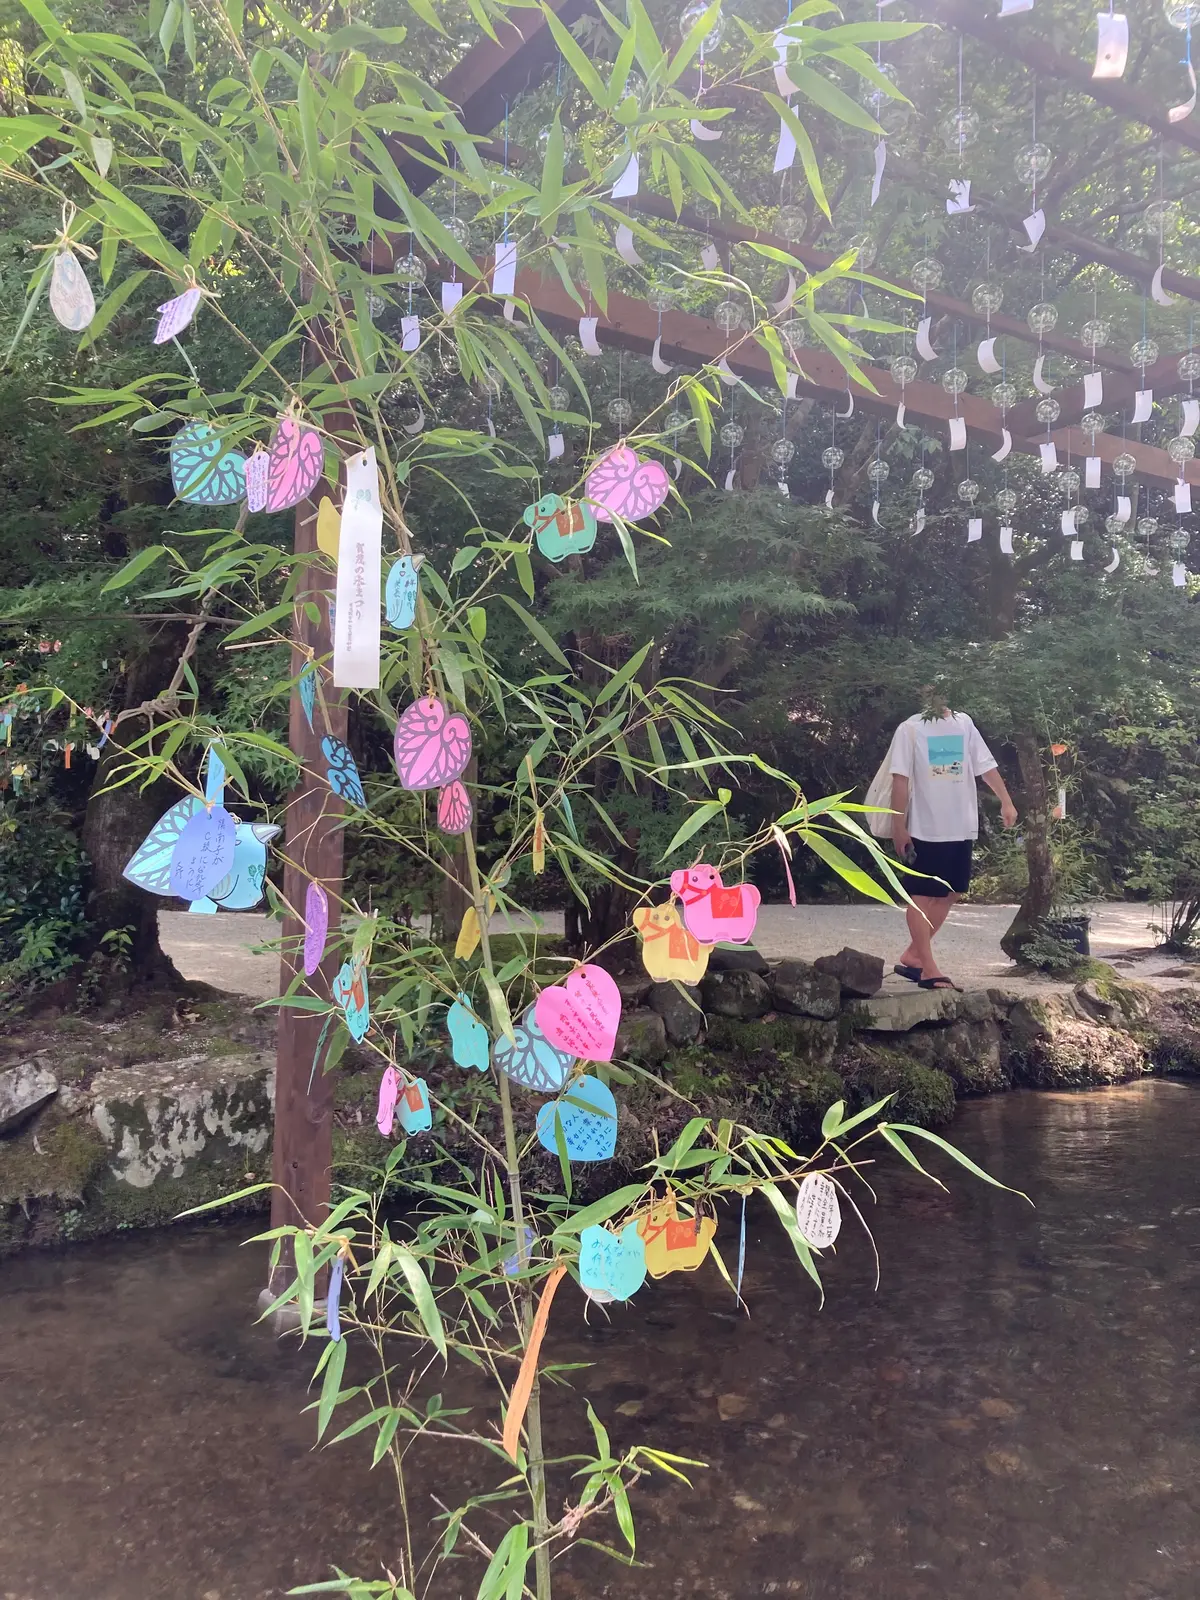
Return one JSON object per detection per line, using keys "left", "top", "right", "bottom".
{"left": 905, "top": 838, "right": 973, "bottom": 898}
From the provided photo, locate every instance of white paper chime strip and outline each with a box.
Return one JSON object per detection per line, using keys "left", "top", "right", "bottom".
{"left": 1070, "top": 540, "right": 1084, "bottom": 560}
{"left": 872, "top": 498, "right": 882, "bottom": 526}
{"left": 651, "top": 336, "right": 673, "bottom": 375}
{"left": 1175, "top": 480, "right": 1193, "bottom": 513}
{"left": 614, "top": 224, "right": 643, "bottom": 267}
{"left": 778, "top": 480, "right": 790, "bottom": 497}
{"left": 400, "top": 315, "right": 420, "bottom": 352}
{"left": 611, "top": 152, "right": 639, "bottom": 199}
{"left": 771, "top": 272, "right": 797, "bottom": 315}
{"left": 896, "top": 401, "right": 907, "bottom": 429}
{"left": 701, "top": 242, "right": 721, "bottom": 271}
{"left": 333, "top": 447, "right": 383, "bottom": 690}
{"left": 1040, "top": 441, "right": 1059, "bottom": 472}
{"left": 993, "top": 429, "right": 1013, "bottom": 462}
{"left": 1151, "top": 265, "right": 1175, "bottom": 307}
{"left": 1019, "top": 209, "right": 1046, "bottom": 252}
{"left": 441, "top": 280, "right": 463, "bottom": 315}
{"left": 967, "top": 518, "right": 983, "bottom": 543}
{"left": 1000, "top": 526, "right": 1015, "bottom": 554}
{"left": 1093, "top": 12, "right": 1128, "bottom": 79}
{"left": 838, "top": 391, "right": 855, "bottom": 418}
{"left": 1085, "top": 456, "right": 1102, "bottom": 489}
{"left": 947, "top": 179, "right": 974, "bottom": 215}
{"left": 717, "top": 355, "right": 739, "bottom": 387}
{"left": 1083, "top": 370, "right": 1103, "bottom": 409}
{"left": 672, "top": 456, "right": 682, "bottom": 480}
{"left": 1061, "top": 509, "right": 1078, "bottom": 537}
{"left": 548, "top": 432, "right": 564, "bottom": 461}
{"left": 916, "top": 317, "right": 937, "bottom": 361}
{"left": 999, "top": 0, "right": 1033, "bottom": 13}
{"left": 1033, "top": 355, "right": 1054, "bottom": 395}
{"left": 690, "top": 117, "right": 721, "bottom": 142}
{"left": 825, "top": 489, "right": 835, "bottom": 508}
{"left": 1170, "top": 63, "right": 1197, "bottom": 124}
{"left": 503, "top": 300, "right": 517, "bottom": 322}
{"left": 949, "top": 416, "right": 967, "bottom": 451}
{"left": 1114, "top": 495, "right": 1132, "bottom": 525}
{"left": 774, "top": 117, "right": 797, "bottom": 174}
{"left": 914, "top": 507, "right": 926, "bottom": 533}
{"left": 785, "top": 373, "right": 799, "bottom": 400}
{"left": 579, "top": 316, "right": 602, "bottom": 356}
{"left": 1104, "top": 546, "right": 1121, "bottom": 573}
{"left": 1132, "top": 389, "right": 1153, "bottom": 424}
{"left": 492, "top": 241, "right": 517, "bottom": 298}
{"left": 1173, "top": 562, "right": 1188, "bottom": 586}
{"left": 977, "top": 337, "right": 1001, "bottom": 374}
{"left": 724, "top": 466, "right": 737, "bottom": 492}
{"left": 1182, "top": 398, "right": 1200, "bottom": 437}
{"left": 774, "top": 32, "right": 798, "bottom": 96}
{"left": 401, "top": 404, "right": 425, "bottom": 436}
{"left": 871, "top": 140, "right": 887, "bottom": 206}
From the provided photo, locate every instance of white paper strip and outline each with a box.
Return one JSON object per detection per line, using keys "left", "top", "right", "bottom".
{"left": 401, "top": 315, "right": 420, "bottom": 352}
{"left": 1151, "top": 264, "right": 1175, "bottom": 307}
{"left": 1057, "top": 786, "right": 1068, "bottom": 818}
{"left": 1115, "top": 495, "right": 1131, "bottom": 524}
{"left": 333, "top": 447, "right": 382, "bottom": 689}
{"left": 968, "top": 518, "right": 982, "bottom": 542}
{"left": 1033, "top": 354, "right": 1054, "bottom": 394}
{"left": 871, "top": 140, "right": 887, "bottom": 206}
{"left": 947, "top": 178, "right": 974, "bottom": 214}
{"left": 774, "top": 31, "right": 798, "bottom": 96}
{"left": 1104, "top": 546, "right": 1120, "bottom": 573}
{"left": 651, "top": 335, "right": 672, "bottom": 375}
{"left": 1175, "top": 480, "right": 1192, "bottom": 513}
{"left": 401, "top": 403, "right": 425, "bottom": 437}
{"left": 1019, "top": 208, "right": 1046, "bottom": 252}
{"left": 1070, "top": 539, "right": 1084, "bottom": 560}
{"left": 999, "top": 0, "right": 1033, "bottom": 13}
{"left": 1173, "top": 562, "right": 1188, "bottom": 586}
{"left": 1093, "top": 12, "right": 1128, "bottom": 79}
{"left": 785, "top": 373, "right": 799, "bottom": 400}
{"left": 502, "top": 300, "right": 517, "bottom": 322}
{"left": 486, "top": 416, "right": 495, "bottom": 439}
{"left": 871, "top": 498, "right": 882, "bottom": 526}
{"left": 1170, "top": 63, "right": 1197, "bottom": 124}
{"left": 992, "top": 428, "right": 1013, "bottom": 462}
{"left": 690, "top": 117, "right": 722, "bottom": 142}
{"left": 825, "top": 488, "right": 835, "bottom": 509}
{"left": 548, "top": 431, "right": 564, "bottom": 460}
{"left": 914, "top": 507, "right": 926, "bottom": 533}
{"left": 1040, "top": 440, "right": 1058, "bottom": 472}
{"left": 1085, "top": 456, "right": 1101, "bottom": 488}
{"left": 612, "top": 152, "right": 639, "bottom": 199}
{"left": 614, "top": 224, "right": 643, "bottom": 267}
{"left": 916, "top": 316, "right": 937, "bottom": 361}
{"left": 949, "top": 416, "right": 967, "bottom": 451}
{"left": 579, "top": 316, "right": 602, "bottom": 356}
{"left": 718, "top": 355, "right": 739, "bottom": 387}
{"left": 978, "top": 337, "right": 1001, "bottom": 374}
{"left": 778, "top": 480, "right": 790, "bottom": 497}
{"left": 1183, "top": 398, "right": 1200, "bottom": 437}
{"left": 701, "top": 242, "right": 720, "bottom": 271}
{"left": 896, "top": 401, "right": 906, "bottom": 428}
{"left": 493, "top": 240, "right": 517, "bottom": 297}
{"left": 1132, "top": 389, "right": 1153, "bottom": 423}
{"left": 672, "top": 456, "right": 682, "bottom": 479}
{"left": 441, "top": 280, "right": 463, "bottom": 315}
{"left": 1000, "top": 525, "right": 1015, "bottom": 554}
{"left": 724, "top": 466, "right": 736, "bottom": 491}
{"left": 1083, "top": 370, "right": 1103, "bottom": 408}
{"left": 1061, "top": 508, "right": 1077, "bottom": 536}
{"left": 773, "top": 117, "right": 797, "bottom": 174}
{"left": 771, "top": 271, "right": 797, "bottom": 315}
{"left": 837, "top": 390, "right": 854, "bottom": 418}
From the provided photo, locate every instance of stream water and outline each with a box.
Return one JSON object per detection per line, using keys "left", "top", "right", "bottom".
{"left": 2, "top": 1082, "right": 1198, "bottom": 1600}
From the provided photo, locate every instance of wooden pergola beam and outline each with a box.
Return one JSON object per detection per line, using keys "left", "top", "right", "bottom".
{"left": 921, "top": 0, "right": 1200, "bottom": 158}
{"left": 508, "top": 266, "right": 1199, "bottom": 490}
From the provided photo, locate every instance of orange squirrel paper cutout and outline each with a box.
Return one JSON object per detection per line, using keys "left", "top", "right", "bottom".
{"left": 636, "top": 1198, "right": 716, "bottom": 1278}
{"left": 502, "top": 1264, "right": 567, "bottom": 1462}
{"left": 633, "top": 903, "right": 713, "bottom": 984}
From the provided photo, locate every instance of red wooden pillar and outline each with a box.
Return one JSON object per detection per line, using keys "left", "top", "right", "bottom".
{"left": 263, "top": 487, "right": 347, "bottom": 1306}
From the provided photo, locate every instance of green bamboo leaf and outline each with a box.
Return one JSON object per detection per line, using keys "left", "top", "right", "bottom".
{"left": 886, "top": 1124, "right": 1033, "bottom": 1200}
{"left": 391, "top": 1244, "right": 447, "bottom": 1359}
{"left": 495, "top": 593, "right": 571, "bottom": 671}
{"left": 100, "top": 543, "right": 168, "bottom": 593}
{"left": 659, "top": 795, "right": 727, "bottom": 861}
{"left": 798, "top": 828, "right": 895, "bottom": 906}
{"left": 760, "top": 1179, "right": 823, "bottom": 1300}
{"left": 316, "top": 1335, "right": 348, "bottom": 1439}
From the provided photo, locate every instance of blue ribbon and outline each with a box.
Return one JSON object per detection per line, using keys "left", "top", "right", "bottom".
{"left": 326, "top": 1255, "right": 344, "bottom": 1342}
{"left": 735, "top": 1193, "right": 748, "bottom": 1304}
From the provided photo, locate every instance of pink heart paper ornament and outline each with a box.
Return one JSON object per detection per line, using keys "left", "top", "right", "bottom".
{"left": 584, "top": 446, "right": 670, "bottom": 523}
{"left": 265, "top": 414, "right": 324, "bottom": 512}
{"left": 244, "top": 449, "right": 270, "bottom": 513}
{"left": 303, "top": 881, "right": 328, "bottom": 976}
{"left": 393, "top": 697, "right": 472, "bottom": 791}
{"left": 534, "top": 965, "right": 621, "bottom": 1063}
{"left": 437, "top": 778, "right": 473, "bottom": 835}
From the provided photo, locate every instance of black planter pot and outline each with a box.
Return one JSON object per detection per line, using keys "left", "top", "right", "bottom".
{"left": 1046, "top": 915, "right": 1091, "bottom": 957}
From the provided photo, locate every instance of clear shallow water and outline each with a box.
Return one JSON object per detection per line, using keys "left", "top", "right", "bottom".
{"left": 2, "top": 1082, "right": 1199, "bottom": 1600}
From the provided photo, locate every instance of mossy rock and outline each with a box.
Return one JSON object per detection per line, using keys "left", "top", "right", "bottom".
{"left": 835, "top": 1043, "right": 957, "bottom": 1128}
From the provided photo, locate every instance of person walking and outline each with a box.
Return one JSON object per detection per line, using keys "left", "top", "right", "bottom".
{"left": 888, "top": 689, "right": 1018, "bottom": 990}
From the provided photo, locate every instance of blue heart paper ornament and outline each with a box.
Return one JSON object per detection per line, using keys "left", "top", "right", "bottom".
{"left": 333, "top": 958, "right": 370, "bottom": 1041}
{"left": 493, "top": 1005, "right": 573, "bottom": 1094}
{"left": 578, "top": 1222, "right": 646, "bottom": 1302}
{"left": 536, "top": 1074, "right": 618, "bottom": 1162}
{"left": 447, "top": 992, "right": 490, "bottom": 1072}
{"left": 397, "top": 1077, "right": 432, "bottom": 1135}
{"left": 170, "top": 422, "right": 247, "bottom": 506}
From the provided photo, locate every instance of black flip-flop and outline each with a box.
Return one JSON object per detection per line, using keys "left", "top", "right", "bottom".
{"left": 918, "top": 976, "right": 962, "bottom": 991}
{"left": 893, "top": 963, "right": 923, "bottom": 984}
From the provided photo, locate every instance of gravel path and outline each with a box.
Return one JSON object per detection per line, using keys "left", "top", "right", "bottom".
{"left": 159, "top": 901, "right": 1193, "bottom": 1002}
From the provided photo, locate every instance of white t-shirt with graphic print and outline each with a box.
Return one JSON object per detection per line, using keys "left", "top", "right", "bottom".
{"left": 888, "top": 711, "right": 998, "bottom": 842}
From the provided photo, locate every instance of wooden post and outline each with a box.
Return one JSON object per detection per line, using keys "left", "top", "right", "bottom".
{"left": 262, "top": 486, "right": 348, "bottom": 1310}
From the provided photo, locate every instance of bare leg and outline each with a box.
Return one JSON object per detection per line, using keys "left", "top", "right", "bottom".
{"left": 898, "top": 894, "right": 958, "bottom": 978}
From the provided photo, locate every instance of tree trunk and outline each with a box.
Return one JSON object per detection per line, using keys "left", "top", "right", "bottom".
{"left": 1000, "top": 729, "right": 1055, "bottom": 961}
{"left": 79, "top": 628, "right": 188, "bottom": 990}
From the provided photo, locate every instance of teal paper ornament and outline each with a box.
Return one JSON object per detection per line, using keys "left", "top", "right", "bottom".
{"left": 447, "top": 992, "right": 490, "bottom": 1072}
{"left": 578, "top": 1222, "right": 647, "bottom": 1301}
